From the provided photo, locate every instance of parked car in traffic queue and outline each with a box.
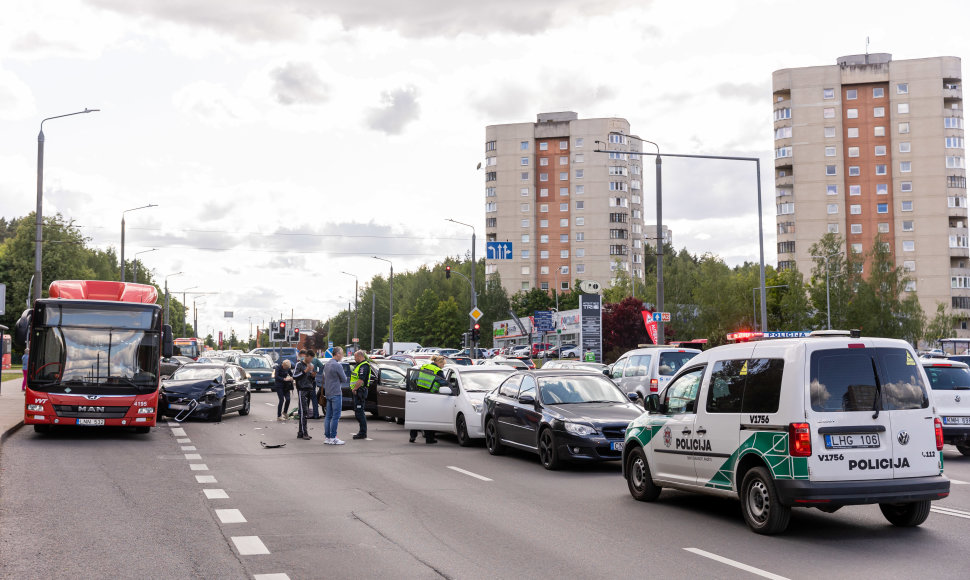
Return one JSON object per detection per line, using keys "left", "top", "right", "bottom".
{"left": 236, "top": 354, "right": 276, "bottom": 391}
{"left": 921, "top": 357, "right": 970, "bottom": 455}
{"left": 609, "top": 346, "right": 701, "bottom": 401}
{"left": 159, "top": 363, "right": 252, "bottom": 421}
{"left": 483, "top": 369, "right": 643, "bottom": 469}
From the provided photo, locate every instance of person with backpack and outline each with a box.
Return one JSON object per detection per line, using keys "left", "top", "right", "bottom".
{"left": 349, "top": 350, "right": 376, "bottom": 440}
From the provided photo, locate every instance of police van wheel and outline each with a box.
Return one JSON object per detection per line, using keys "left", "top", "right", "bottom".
{"left": 740, "top": 466, "right": 791, "bottom": 535}
{"left": 957, "top": 445, "right": 970, "bottom": 457}
{"left": 485, "top": 417, "right": 505, "bottom": 455}
{"left": 879, "top": 500, "right": 931, "bottom": 527}
{"left": 626, "top": 446, "right": 661, "bottom": 502}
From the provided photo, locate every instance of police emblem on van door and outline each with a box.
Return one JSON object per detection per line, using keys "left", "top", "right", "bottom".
{"left": 897, "top": 431, "right": 910, "bottom": 445}
{"left": 663, "top": 426, "right": 672, "bottom": 447}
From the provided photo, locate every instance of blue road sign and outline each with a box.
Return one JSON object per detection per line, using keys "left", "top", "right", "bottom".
{"left": 534, "top": 310, "right": 555, "bottom": 333}
{"left": 486, "top": 241, "right": 513, "bottom": 260}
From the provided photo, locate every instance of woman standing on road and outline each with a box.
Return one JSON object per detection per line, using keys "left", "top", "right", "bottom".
{"left": 274, "top": 359, "right": 294, "bottom": 420}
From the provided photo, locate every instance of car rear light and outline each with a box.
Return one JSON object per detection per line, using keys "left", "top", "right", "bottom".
{"left": 932, "top": 363, "right": 952, "bottom": 367}
{"left": 650, "top": 378, "right": 659, "bottom": 393}
{"left": 848, "top": 343, "right": 865, "bottom": 349}
{"left": 935, "top": 417, "right": 945, "bottom": 451}
{"left": 789, "top": 422, "right": 812, "bottom": 457}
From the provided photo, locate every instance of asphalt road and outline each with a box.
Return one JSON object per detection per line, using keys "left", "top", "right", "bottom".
{"left": 3, "top": 390, "right": 970, "bottom": 579}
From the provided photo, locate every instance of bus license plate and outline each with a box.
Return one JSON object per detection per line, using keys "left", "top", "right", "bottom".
{"left": 77, "top": 418, "right": 105, "bottom": 426}
{"left": 825, "top": 433, "right": 880, "bottom": 449}
{"left": 610, "top": 441, "right": 624, "bottom": 451}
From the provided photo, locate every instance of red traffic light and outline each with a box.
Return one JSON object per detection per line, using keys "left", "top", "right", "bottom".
{"left": 474, "top": 323, "right": 480, "bottom": 330}
{"left": 280, "top": 321, "right": 286, "bottom": 329}
{"left": 445, "top": 266, "right": 451, "bottom": 279}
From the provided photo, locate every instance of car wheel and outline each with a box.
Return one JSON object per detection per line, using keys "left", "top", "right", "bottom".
{"left": 210, "top": 401, "right": 225, "bottom": 422}
{"left": 740, "top": 466, "right": 791, "bottom": 535}
{"left": 456, "top": 414, "right": 471, "bottom": 447}
{"left": 134, "top": 426, "right": 151, "bottom": 434}
{"left": 33, "top": 424, "right": 50, "bottom": 434}
{"left": 879, "top": 501, "right": 931, "bottom": 527}
{"left": 485, "top": 417, "right": 504, "bottom": 455}
{"left": 538, "top": 428, "right": 561, "bottom": 470}
{"left": 625, "top": 446, "right": 661, "bottom": 501}
{"left": 957, "top": 445, "right": 970, "bottom": 457}
{"left": 239, "top": 394, "right": 251, "bottom": 416}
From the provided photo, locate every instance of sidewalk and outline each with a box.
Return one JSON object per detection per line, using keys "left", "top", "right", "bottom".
{"left": 0, "top": 379, "right": 25, "bottom": 443}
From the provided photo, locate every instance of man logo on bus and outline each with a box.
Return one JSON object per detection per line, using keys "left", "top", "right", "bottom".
{"left": 663, "top": 426, "right": 672, "bottom": 447}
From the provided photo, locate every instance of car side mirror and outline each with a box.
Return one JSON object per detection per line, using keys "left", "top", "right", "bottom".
{"left": 162, "top": 324, "right": 174, "bottom": 358}
{"left": 439, "top": 386, "right": 453, "bottom": 395}
{"left": 604, "top": 369, "right": 612, "bottom": 377}
{"left": 518, "top": 393, "right": 536, "bottom": 405}
{"left": 644, "top": 394, "right": 661, "bottom": 413}
{"left": 627, "top": 392, "right": 639, "bottom": 402}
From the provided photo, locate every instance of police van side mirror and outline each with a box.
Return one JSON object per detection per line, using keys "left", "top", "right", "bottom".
{"left": 644, "top": 394, "right": 661, "bottom": 413}
{"left": 162, "top": 324, "right": 174, "bottom": 358}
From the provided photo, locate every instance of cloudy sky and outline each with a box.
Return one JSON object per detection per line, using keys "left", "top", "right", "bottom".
{"left": 2, "top": 0, "right": 968, "bottom": 338}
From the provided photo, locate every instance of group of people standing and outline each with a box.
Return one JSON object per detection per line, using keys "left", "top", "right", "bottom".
{"left": 273, "top": 347, "right": 376, "bottom": 444}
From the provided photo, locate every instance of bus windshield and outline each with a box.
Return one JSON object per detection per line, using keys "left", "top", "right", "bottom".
{"left": 29, "top": 326, "right": 159, "bottom": 394}
{"left": 174, "top": 340, "right": 200, "bottom": 359}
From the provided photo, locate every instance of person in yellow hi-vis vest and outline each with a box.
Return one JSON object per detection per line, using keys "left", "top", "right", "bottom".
{"left": 410, "top": 355, "right": 447, "bottom": 444}
{"left": 584, "top": 348, "right": 596, "bottom": 362}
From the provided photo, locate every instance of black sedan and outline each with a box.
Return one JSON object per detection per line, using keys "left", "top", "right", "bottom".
{"left": 483, "top": 370, "right": 643, "bottom": 470}
{"left": 236, "top": 354, "right": 276, "bottom": 391}
{"left": 159, "top": 364, "right": 251, "bottom": 421}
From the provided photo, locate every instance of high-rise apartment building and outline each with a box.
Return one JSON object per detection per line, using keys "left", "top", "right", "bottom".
{"left": 772, "top": 54, "right": 968, "bottom": 333}
{"left": 484, "top": 112, "right": 644, "bottom": 296}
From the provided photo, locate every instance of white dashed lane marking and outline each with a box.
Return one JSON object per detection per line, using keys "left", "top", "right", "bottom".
{"left": 196, "top": 475, "right": 217, "bottom": 483}
{"left": 254, "top": 574, "right": 290, "bottom": 580}
{"left": 204, "top": 488, "right": 229, "bottom": 499}
{"left": 932, "top": 506, "right": 970, "bottom": 519}
{"left": 176, "top": 438, "right": 191, "bottom": 444}
{"left": 264, "top": 402, "right": 275, "bottom": 407}
{"left": 447, "top": 466, "right": 493, "bottom": 481}
{"left": 185, "top": 453, "right": 202, "bottom": 460}
{"left": 216, "top": 509, "right": 247, "bottom": 523}
{"left": 232, "top": 536, "right": 270, "bottom": 555}
{"left": 189, "top": 464, "right": 209, "bottom": 471}
{"left": 181, "top": 445, "right": 197, "bottom": 451}
{"left": 171, "top": 428, "right": 187, "bottom": 436}
{"left": 685, "top": 548, "right": 789, "bottom": 580}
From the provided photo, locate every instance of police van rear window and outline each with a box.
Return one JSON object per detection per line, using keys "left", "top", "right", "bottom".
{"left": 706, "top": 358, "right": 784, "bottom": 414}
{"left": 810, "top": 347, "right": 929, "bottom": 412}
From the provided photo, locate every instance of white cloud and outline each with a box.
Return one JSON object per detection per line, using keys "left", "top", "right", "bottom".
{"left": 0, "top": 69, "right": 35, "bottom": 121}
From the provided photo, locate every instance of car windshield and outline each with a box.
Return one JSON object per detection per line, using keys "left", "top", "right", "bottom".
{"left": 461, "top": 371, "right": 514, "bottom": 392}
{"left": 923, "top": 365, "right": 970, "bottom": 390}
{"left": 238, "top": 356, "right": 272, "bottom": 370}
{"left": 538, "top": 375, "right": 626, "bottom": 404}
{"left": 171, "top": 367, "right": 223, "bottom": 381}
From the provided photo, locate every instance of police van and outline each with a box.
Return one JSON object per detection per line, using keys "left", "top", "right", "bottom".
{"left": 621, "top": 332, "right": 950, "bottom": 534}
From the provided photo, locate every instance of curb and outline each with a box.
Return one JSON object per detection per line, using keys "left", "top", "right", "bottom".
{"left": 0, "top": 421, "right": 24, "bottom": 445}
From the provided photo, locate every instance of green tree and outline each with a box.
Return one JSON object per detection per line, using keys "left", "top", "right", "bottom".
{"left": 807, "top": 234, "right": 853, "bottom": 330}
{"left": 603, "top": 259, "right": 632, "bottom": 303}
{"left": 510, "top": 287, "right": 553, "bottom": 317}
{"left": 924, "top": 302, "right": 958, "bottom": 346}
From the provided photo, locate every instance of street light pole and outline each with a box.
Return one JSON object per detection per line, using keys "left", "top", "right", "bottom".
{"left": 371, "top": 291, "right": 376, "bottom": 352}
{"left": 132, "top": 248, "right": 157, "bottom": 283}
{"left": 446, "top": 218, "right": 478, "bottom": 338}
{"left": 34, "top": 108, "right": 100, "bottom": 303}
{"left": 554, "top": 266, "right": 563, "bottom": 359}
{"left": 812, "top": 252, "right": 841, "bottom": 330}
{"left": 373, "top": 256, "right": 394, "bottom": 355}
{"left": 163, "top": 271, "right": 183, "bottom": 327}
{"left": 342, "top": 272, "right": 359, "bottom": 348}
{"left": 175, "top": 286, "right": 198, "bottom": 336}
{"left": 121, "top": 204, "right": 157, "bottom": 282}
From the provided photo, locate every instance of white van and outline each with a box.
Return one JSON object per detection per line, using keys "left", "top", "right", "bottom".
{"left": 609, "top": 346, "right": 701, "bottom": 401}
{"left": 622, "top": 334, "right": 949, "bottom": 534}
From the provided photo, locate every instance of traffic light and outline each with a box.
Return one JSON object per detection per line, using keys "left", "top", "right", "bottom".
{"left": 278, "top": 321, "right": 286, "bottom": 341}
{"left": 445, "top": 266, "right": 451, "bottom": 279}
{"left": 472, "top": 323, "right": 480, "bottom": 342}
{"left": 294, "top": 328, "right": 300, "bottom": 340}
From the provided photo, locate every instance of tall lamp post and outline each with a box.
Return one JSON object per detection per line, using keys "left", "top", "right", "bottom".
{"left": 34, "top": 108, "right": 100, "bottom": 302}
{"left": 342, "top": 271, "right": 359, "bottom": 349}
{"left": 373, "top": 256, "right": 394, "bottom": 356}
{"left": 446, "top": 218, "right": 477, "bottom": 332}
{"left": 812, "top": 252, "right": 841, "bottom": 330}
{"left": 164, "top": 271, "right": 183, "bottom": 327}
{"left": 132, "top": 248, "right": 157, "bottom": 283}
{"left": 553, "top": 266, "right": 564, "bottom": 358}
{"left": 121, "top": 204, "right": 157, "bottom": 281}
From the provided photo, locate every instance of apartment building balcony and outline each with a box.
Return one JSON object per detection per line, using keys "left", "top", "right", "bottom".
{"left": 950, "top": 246, "right": 970, "bottom": 258}
{"left": 775, "top": 174, "right": 793, "bottom": 187}
{"left": 944, "top": 85, "right": 963, "bottom": 101}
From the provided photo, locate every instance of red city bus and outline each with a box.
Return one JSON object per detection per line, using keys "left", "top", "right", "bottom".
{"left": 174, "top": 337, "right": 202, "bottom": 360}
{"left": 14, "top": 280, "right": 173, "bottom": 434}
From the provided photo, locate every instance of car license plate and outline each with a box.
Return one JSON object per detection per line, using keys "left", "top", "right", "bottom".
{"left": 943, "top": 416, "right": 970, "bottom": 425}
{"left": 824, "top": 433, "right": 880, "bottom": 449}
{"left": 169, "top": 404, "right": 190, "bottom": 410}
{"left": 610, "top": 441, "right": 624, "bottom": 451}
{"left": 77, "top": 418, "right": 105, "bottom": 426}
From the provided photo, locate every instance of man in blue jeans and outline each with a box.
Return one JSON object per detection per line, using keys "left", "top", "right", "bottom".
{"left": 322, "top": 347, "right": 347, "bottom": 445}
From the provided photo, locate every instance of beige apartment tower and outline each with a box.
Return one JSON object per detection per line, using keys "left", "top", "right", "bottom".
{"left": 484, "top": 112, "right": 645, "bottom": 296}
{"left": 773, "top": 54, "right": 969, "bottom": 334}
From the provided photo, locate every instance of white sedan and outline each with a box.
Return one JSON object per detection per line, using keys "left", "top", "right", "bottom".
{"left": 405, "top": 366, "right": 516, "bottom": 446}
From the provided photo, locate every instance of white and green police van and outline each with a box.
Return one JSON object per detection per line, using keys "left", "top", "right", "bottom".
{"left": 622, "top": 333, "right": 950, "bottom": 534}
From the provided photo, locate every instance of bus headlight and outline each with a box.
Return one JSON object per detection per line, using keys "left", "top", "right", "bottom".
{"left": 27, "top": 404, "right": 44, "bottom": 412}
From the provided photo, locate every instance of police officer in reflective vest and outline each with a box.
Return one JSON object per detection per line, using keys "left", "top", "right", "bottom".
{"left": 410, "top": 355, "right": 446, "bottom": 444}
{"left": 350, "top": 350, "right": 375, "bottom": 440}
{"left": 584, "top": 348, "right": 596, "bottom": 362}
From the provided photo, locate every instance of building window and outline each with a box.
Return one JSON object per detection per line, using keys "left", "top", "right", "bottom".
{"left": 825, "top": 126, "right": 837, "bottom": 138}
{"left": 575, "top": 217, "right": 584, "bottom": 226}
{"left": 521, "top": 266, "right": 530, "bottom": 275}
{"left": 872, "top": 87, "right": 884, "bottom": 98}
{"left": 823, "top": 108, "right": 835, "bottom": 118}
{"left": 846, "top": 108, "right": 859, "bottom": 119}
{"left": 575, "top": 201, "right": 584, "bottom": 210}
{"left": 874, "top": 145, "right": 886, "bottom": 156}
{"left": 522, "top": 234, "right": 530, "bottom": 243}
{"left": 540, "top": 251, "right": 549, "bottom": 259}
{"left": 486, "top": 218, "right": 497, "bottom": 228}
{"left": 574, "top": 169, "right": 584, "bottom": 179}
{"left": 559, "top": 234, "right": 568, "bottom": 243}
{"left": 539, "top": 158, "right": 548, "bottom": 166}
{"left": 560, "top": 250, "right": 569, "bottom": 258}
{"left": 559, "top": 203, "right": 568, "bottom": 212}
{"left": 828, "top": 223, "right": 839, "bottom": 233}
{"left": 486, "top": 171, "right": 497, "bottom": 182}
{"left": 901, "top": 181, "right": 912, "bottom": 192}
{"left": 851, "top": 243, "right": 863, "bottom": 254}
{"left": 875, "top": 164, "right": 887, "bottom": 175}
{"left": 521, "top": 157, "right": 530, "bottom": 166}
{"left": 538, "top": 204, "right": 548, "bottom": 213}
{"left": 899, "top": 122, "right": 910, "bottom": 134}
{"left": 775, "top": 127, "right": 792, "bottom": 139}
{"left": 574, "top": 154, "right": 584, "bottom": 163}
{"left": 826, "top": 146, "right": 838, "bottom": 157}
{"left": 850, "top": 224, "right": 862, "bottom": 234}
{"left": 900, "top": 161, "right": 912, "bottom": 172}
{"left": 539, "top": 173, "right": 548, "bottom": 182}
{"left": 575, "top": 185, "right": 584, "bottom": 195}
{"left": 576, "top": 249, "right": 585, "bottom": 258}
{"left": 560, "top": 172, "right": 569, "bottom": 180}
{"left": 901, "top": 200, "right": 913, "bottom": 212}
{"left": 520, "top": 141, "right": 528, "bottom": 150}
{"left": 849, "top": 185, "right": 861, "bottom": 196}
{"left": 520, "top": 172, "right": 529, "bottom": 180}
{"left": 827, "top": 185, "right": 838, "bottom": 195}
{"left": 846, "top": 89, "right": 857, "bottom": 100}
{"left": 560, "top": 140, "right": 568, "bottom": 150}
{"left": 520, "top": 282, "right": 529, "bottom": 290}
{"left": 949, "top": 176, "right": 967, "bottom": 188}
{"left": 849, "top": 166, "right": 860, "bottom": 176}
{"left": 903, "top": 241, "right": 915, "bottom": 252}
{"left": 486, "top": 187, "right": 496, "bottom": 197}
{"left": 878, "top": 222, "right": 890, "bottom": 233}
{"left": 778, "top": 241, "right": 796, "bottom": 253}
{"left": 953, "top": 277, "right": 970, "bottom": 289}
{"left": 559, "top": 156, "right": 568, "bottom": 165}
{"left": 826, "top": 165, "right": 837, "bottom": 176}
{"left": 945, "top": 117, "right": 964, "bottom": 129}
{"left": 897, "top": 83, "right": 909, "bottom": 94}
{"left": 521, "top": 250, "right": 530, "bottom": 259}
{"left": 539, "top": 142, "right": 548, "bottom": 151}
{"left": 905, "top": 280, "right": 916, "bottom": 292}
{"left": 951, "top": 235, "right": 969, "bottom": 249}
{"left": 902, "top": 220, "right": 914, "bottom": 232}
{"left": 540, "top": 234, "right": 549, "bottom": 243}
{"left": 486, "top": 140, "right": 497, "bottom": 151}
{"left": 521, "top": 219, "right": 528, "bottom": 228}
{"left": 850, "top": 204, "right": 862, "bottom": 215}
{"left": 539, "top": 220, "right": 548, "bottom": 228}
{"left": 847, "top": 127, "right": 859, "bottom": 138}
{"left": 898, "top": 103, "right": 910, "bottom": 114}
{"left": 521, "top": 203, "right": 530, "bottom": 212}
{"left": 874, "top": 126, "right": 885, "bottom": 137}
{"left": 559, "top": 219, "right": 568, "bottom": 227}
{"left": 946, "top": 137, "right": 964, "bottom": 148}
{"left": 827, "top": 204, "right": 839, "bottom": 214}
{"left": 847, "top": 147, "right": 859, "bottom": 157}
{"left": 776, "top": 147, "right": 793, "bottom": 158}
{"left": 575, "top": 137, "right": 584, "bottom": 148}
{"left": 777, "top": 202, "right": 795, "bottom": 215}
{"left": 576, "top": 264, "right": 585, "bottom": 274}
{"left": 876, "top": 203, "right": 888, "bottom": 214}
{"left": 899, "top": 142, "right": 911, "bottom": 153}
{"left": 559, "top": 187, "right": 569, "bottom": 196}
{"left": 876, "top": 183, "right": 888, "bottom": 195}
{"left": 486, "top": 202, "right": 498, "bottom": 213}
{"left": 947, "top": 156, "right": 965, "bottom": 169}
{"left": 539, "top": 188, "right": 548, "bottom": 198}
{"left": 874, "top": 107, "right": 885, "bottom": 118}
{"left": 823, "top": 88, "right": 835, "bottom": 99}
{"left": 775, "top": 108, "right": 792, "bottom": 121}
